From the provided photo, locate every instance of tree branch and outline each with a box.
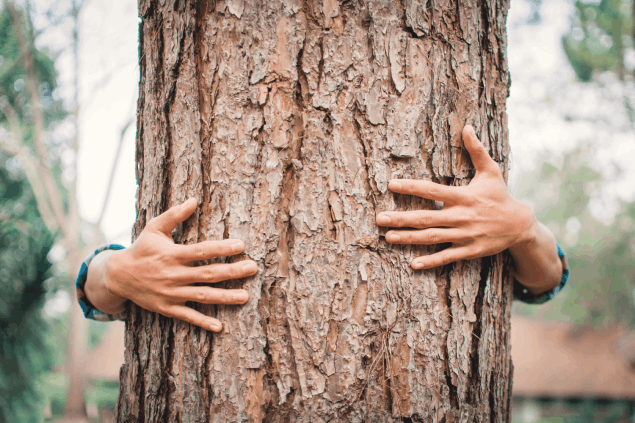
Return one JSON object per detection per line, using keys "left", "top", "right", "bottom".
{"left": 7, "top": 1, "right": 71, "bottom": 239}
{"left": 0, "top": 100, "right": 60, "bottom": 232}
{"left": 97, "top": 118, "right": 132, "bottom": 226}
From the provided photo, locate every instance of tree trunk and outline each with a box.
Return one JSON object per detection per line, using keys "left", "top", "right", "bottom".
{"left": 117, "top": 0, "right": 513, "bottom": 421}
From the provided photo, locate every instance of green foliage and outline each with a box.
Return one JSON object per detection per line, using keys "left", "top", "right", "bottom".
{"left": 0, "top": 3, "right": 64, "bottom": 126}
{"left": 0, "top": 5, "right": 69, "bottom": 422}
{"left": 84, "top": 379, "right": 119, "bottom": 412}
{"left": 0, "top": 151, "right": 56, "bottom": 423}
{"left": 513, "top": 398, "right": 634, "bottom": 422}
{"left": 563, "top": 0, "right": 634, "bottom": 81}
{"left": 513, "top": 147, "right": 635, "bottom": 327}
{"left": 40, "top": 372, "right": 68, "bottom": 418}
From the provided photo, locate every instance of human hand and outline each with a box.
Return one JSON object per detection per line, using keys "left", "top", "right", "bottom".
{"left": 104, "top": 198, "right": 258, "bottom": 331}
{"left": 376, "top": 125, "right": 537, "bottom": 270}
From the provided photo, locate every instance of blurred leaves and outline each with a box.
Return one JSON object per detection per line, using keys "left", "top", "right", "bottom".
{"left": 0, "top": 3, "right": 66, "bottom": 422}
{"left": 563, "top": 0, "right": 634, "bottom": 81}
{"left": 514, "top": 146, "right": 635, "bottom": 327}
{"left": 0, "top": 2, "right": 65, "bottom": 132}
{"left": 0, "top": 149, "right": 56, "bottom": 422}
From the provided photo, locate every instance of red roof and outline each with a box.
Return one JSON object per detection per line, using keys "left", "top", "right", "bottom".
{"left": 511, "top": 316, "right": 635, "bottom": 399}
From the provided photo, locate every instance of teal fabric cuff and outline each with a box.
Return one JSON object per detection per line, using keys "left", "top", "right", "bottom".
{"left": 513, "top": 243, "right": 569, "bottom": 304}
{"left": 75, "top": 243, "right": 127, "bottom": 321}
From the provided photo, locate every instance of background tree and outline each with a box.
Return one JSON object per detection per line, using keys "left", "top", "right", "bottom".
{"left": 0, "top": 4, "right": 60, "bottom": 421}
{"left": 1, "top": 1, "right": 132, "bottom": 419}
{"left": 117, "top": 0, "right": 515, "bottom": 421}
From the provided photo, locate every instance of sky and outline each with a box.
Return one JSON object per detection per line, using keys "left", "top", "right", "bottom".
{"left": 506, "top": 0, "right": 635, "bottom": 222}
{"left": 32, "top": 0, "right": 635, "bottom": 245}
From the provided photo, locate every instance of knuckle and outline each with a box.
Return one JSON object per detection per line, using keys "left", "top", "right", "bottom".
{"left": 471, "top": 245, "right": 485, "bottom": 258}
{"left": 156, "top": 268, "right": 170, "bottom": 282}
{"left": 204, "top": 267, "right": 217, "bottom": 282}
{"left": 194, "top": 245, "right": 206, "bottom": 260}
{"left": 163, "top": 269, "right": 179, "bottom": 282}
{"left": 426, "top": 182, "right": 439, "bottom": 197}
{"left": 154, "top": 285, "right": 170, "bottom": 298}
{"left": 418, "top": 214, "right": 430, "bottom": 228}
{"left": 146, "top": 216, "right": 160, "bottom": 229}
{"left": 463, "top": 192, "right": 477, "bottom": 207}
{"left": 427, "top": 231, "right": 438, "bottom": 244}
{"left": 156, "top": 304, "right": 170, "bottom": 316}
{"left": 196, "top": 290, "right": 207, "bottom": 302}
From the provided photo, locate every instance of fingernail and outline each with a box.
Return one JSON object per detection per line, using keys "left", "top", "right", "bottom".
{"left": 182, "top": 198, "right": 196, "bottom": 209}
{"left": 387, "top": 233, "right": 400, "bottom": 242}
{"left": 376, "top": 214, "right": 391, "bottom": 225}
{"left": 211, "top": 322, "right": 222, "bottom": 331}
{"left": 412, "top": 261, "right": 424, "bottom": 270}
{"left": 242, "top": 261, "right": 258, "bottom": 274}
{"left": 231, "top": 241, "right": 245, "bottom": 253}
{"left": 233, "top": 291, "right": 248, "bottom": 302}
{"left": 390, "top": 181, "right": 402, "bottom": 190}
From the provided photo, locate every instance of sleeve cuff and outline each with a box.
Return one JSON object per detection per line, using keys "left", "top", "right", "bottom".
{"left": 513, "top": 243, "right": 570, "bottom": 305}
{"left": 75, "top": 243, "right": 127, "bottom": 321}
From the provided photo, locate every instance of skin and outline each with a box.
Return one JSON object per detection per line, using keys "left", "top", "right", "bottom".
{"left": 85, "top": 125, "right": 563, "bottom": 331}
{"left": 84, "top": 198, "right": 258, "bottom": 332}
{"left": 376, "top": 125, "right": 563, "bottom": 295}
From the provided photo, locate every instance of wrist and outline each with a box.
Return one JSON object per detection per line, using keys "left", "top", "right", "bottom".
{"left": 509, "top": 201, "right": 539, "bottom": 250}
{"left": 84, "top": 248, "right": 128, "bottom": 314}
{"left": 104, "top": 249, "right": 127, "bottom": 299}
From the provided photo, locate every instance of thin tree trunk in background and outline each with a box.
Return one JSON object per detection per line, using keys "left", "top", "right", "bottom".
{"left": 118, "top": 0, "right": 513, "bottom": 421}
{"left": 64, "top": 0, "right": 89, "bottom": 418}
{"left": 7, "top": 1, "right": 88, "bottom": 419}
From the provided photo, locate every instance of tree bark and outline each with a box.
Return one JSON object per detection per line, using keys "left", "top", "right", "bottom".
{"left": 118, "top": 0, "right": 513, "bottom": 421}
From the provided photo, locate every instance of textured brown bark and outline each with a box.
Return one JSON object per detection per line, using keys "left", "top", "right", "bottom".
{"left": 117, "top": 0, "right": 514, "bottom": 421}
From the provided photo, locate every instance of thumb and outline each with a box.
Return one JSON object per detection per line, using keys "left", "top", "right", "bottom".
{"left": 462, "top": 125, "right": 498, "bottom": 175}
{"left": 147, "top": 198, "right": 197, "bottom": 236}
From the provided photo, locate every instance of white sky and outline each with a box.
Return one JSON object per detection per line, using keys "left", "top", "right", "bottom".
{"left": 32, "top": 0, "right": 635, "bottom": 246}
{"left": 506, "top": 0, "right": 635, "bottom": 220}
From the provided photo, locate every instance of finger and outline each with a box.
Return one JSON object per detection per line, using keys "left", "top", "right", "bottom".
{"left": 175, "top": 239, "right": 246, "bottom": 263}
{"left": 178, "top": 260, "right": 258, "bottom": 284}
{"left": 411, "top": 246, "right": 473, "bottom": 270}
{"left": 388, "top": 179, "right": 460, "bottom": 203}
{"left": 146, "top": 198, "right": 198, "bottom": 236}
{"left": 166, "top": 305, "right": 224, "bottom": 332}
{"left": 170, "top": 286, "right": 249, "bottom": 305}
{"left": 376, "top": 210, "right": 454, "bottom": 229}
{"left": 385, "top": 228, "right": 465, "bottom": 245}
{"left": 462, "top": 125, "right": 499, "bottom": 175}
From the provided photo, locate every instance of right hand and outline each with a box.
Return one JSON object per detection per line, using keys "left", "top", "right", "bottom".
{"left": 105, "top": 198, "right": 258, "bottom": 331}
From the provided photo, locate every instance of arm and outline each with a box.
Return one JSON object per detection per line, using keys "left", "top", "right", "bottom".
{"left": 82, "top": 198, "right": 258, "bottom": 331}
{"left": 508, "top": 220, "right": 563, "bottom": 295}
{"left": 376, "top": 125, "right": 563, "bottom": 296}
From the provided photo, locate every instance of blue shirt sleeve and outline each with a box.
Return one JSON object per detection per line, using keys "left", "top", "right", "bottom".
{"left": 513, "top": 243, "right": 570, "bottom": 304}
{"left": 75, "top": 243, "right": 127, "bottom": 321}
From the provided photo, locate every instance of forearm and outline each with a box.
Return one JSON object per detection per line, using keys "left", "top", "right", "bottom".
{"left": 84, "top": 249, "right": 128, "bottom": 314}
{"left": 508, "top": 219, "right": 563, "bottom": 295}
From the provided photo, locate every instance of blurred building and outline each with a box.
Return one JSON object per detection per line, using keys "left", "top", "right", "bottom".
{"left": 66, "top": 316, "right": 635, "bottom": 422}
{"left": 511, "top": 316, "right": 635, "bottom": 422}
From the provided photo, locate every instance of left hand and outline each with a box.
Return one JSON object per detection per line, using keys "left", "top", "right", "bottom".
{"left": 376, "top": 125, "right": 537, "bottom": 270}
